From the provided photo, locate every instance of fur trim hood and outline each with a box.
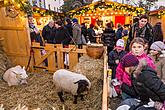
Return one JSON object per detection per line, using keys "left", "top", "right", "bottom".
{"left": 133, "top": 58, "right": 148, "bottom": 76}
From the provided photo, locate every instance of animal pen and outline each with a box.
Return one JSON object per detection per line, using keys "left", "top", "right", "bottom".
{"left": 0, "top": 2, "right": 111, "bottom": 110}
{"left": 31, "top": 42, "right": 110, "bottom": 110}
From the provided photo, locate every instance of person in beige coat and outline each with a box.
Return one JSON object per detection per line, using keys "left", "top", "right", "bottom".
{"left": 149, "top": 41, "right": 165, "bottom": 83}
{"left": 72, "top": 18, "right": 82, "bottom": 44}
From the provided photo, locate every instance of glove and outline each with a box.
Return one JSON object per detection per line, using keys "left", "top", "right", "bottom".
{"left": 143, "top": 101, "right": 155, "bottom": 107}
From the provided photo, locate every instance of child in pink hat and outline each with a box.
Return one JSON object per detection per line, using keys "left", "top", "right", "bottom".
{"left": 116, "top": 38, "right": 155, "bottom": 99}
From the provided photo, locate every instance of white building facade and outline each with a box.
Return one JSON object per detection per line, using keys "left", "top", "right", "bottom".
{"left": 28, "top": 0, "right": 64, "bottom": 12}
{"left": 45, "top": 0, "right": 64, "bottom": 12}
{"left": 28, "top": 0, "right": 46, "bottom": 8}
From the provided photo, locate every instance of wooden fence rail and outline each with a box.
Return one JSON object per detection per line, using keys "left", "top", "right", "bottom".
{"left": 31, "top": 42, "right": 87, "bottom": 72}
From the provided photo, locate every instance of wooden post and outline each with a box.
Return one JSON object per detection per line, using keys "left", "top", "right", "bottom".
{"left": 32, "top": 43, "right": 42, "bottom": 66}
{"left": 69, "top": 45, "right": 78, "bottom": 70}
{"left": 45, "top": 44, "right": 56, "bottom": 72}
{"left": 56, "top": 44, "right": 64, "bottom": 69}
{"left": 102, "top": 50, "right": 108, "bottom": 110}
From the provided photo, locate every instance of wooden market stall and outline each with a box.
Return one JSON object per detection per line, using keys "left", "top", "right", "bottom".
{"left": 68, "top": 1, "right": 145, "bottom": 28}
{"left": 32, "top": 7, "right": 64, "bottom": 31}
{"left": 0, "top": 0, "right": 64, "bottom": 71}
{"left": 0, "top": 0, "right": 31, "bottom": 67}
{"left": 149, "top": 8, "right": 165, "bottom": 39}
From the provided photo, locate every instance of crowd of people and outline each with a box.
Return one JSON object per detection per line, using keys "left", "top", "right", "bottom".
{"left": 28, "top": 14, "right": 165, "bottom": 109}
{"left": 107, "top": 15, "right": 165, "bottom": 110}
{"left": 28, "top": 15, "right": 101, "bottom": 46}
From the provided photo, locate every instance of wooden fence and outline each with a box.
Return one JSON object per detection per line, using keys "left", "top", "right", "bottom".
{"left": 31, "top": 42, "right": 87, "bottom": 72}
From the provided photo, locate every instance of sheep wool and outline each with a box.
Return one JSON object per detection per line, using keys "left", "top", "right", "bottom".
{"left": 53, "top": 69, "right": 91, "bottom": 95}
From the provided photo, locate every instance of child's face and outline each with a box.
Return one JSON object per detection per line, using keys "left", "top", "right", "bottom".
{"left": 131, "top": 43, "right": 144, "bottom": 56}
{"left": 150, "top": 50, "right": 159, "bottom": 56}
{"left": 116, "top": 48, "right": 122, "bottom": 52}
{"left": 125, "top": 66, "right": 137, "bottom": 75}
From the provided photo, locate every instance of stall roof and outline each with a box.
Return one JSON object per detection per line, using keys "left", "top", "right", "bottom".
{"left": 67, "top": 1, "right": 144, "bottom": 16}
{"left": 149, "top": 8, "right": 165, "bottom": 15}
{"left": 32, "top": 6, "right": 64, "bottom": 17}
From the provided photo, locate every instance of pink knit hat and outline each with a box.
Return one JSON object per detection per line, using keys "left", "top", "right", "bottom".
{"left": 121, "top": 54, "right": 139, "bottom": 67}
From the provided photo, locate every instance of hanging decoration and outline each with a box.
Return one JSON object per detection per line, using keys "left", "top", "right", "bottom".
{"left": 149, "top": 8, "right": 165, "bottom": 19}
{"left": 5, "top": 5, "right": 19, "bottom": 18}
{"left": 157, "top": 10, "right": 165, "bottom": 18}
{"left": 67, "top": 1, "right": 145, "bottom": 18}
{"left": 4, "top": 0, "right": 32, "bottom": 16}
{"left": 3, "top": 0, "right": 64, "bottom": 18}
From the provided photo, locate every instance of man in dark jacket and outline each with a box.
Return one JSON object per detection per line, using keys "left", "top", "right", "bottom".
{"left": 126, "top": 14, "right": 154, "bottom": 51}
{"left": 65, "top": 19, "right": 73, "bottom": 37}
{"left": 54, "top": 21, "right": 71, "bottom": 45}
{"left": 42, "top": 20, "right": 55, "bottom": 44}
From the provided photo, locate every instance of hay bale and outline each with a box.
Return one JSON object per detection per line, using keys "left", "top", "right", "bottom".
{"left": 72, "top": 55, "right": 104, "bottom": 81}
{"left": 0, "top": 47, "right": 13, "bottom": 80}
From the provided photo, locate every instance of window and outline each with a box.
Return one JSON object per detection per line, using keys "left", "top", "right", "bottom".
{"left": 48, "top": 4, "right": 51, "bottom": 10}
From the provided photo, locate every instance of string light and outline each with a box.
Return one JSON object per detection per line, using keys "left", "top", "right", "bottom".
{"left": 68, "top": 1, "right": 145, "bottom": 17}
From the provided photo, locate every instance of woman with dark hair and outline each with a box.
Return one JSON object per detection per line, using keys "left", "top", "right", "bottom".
{"left": 54, "top": 21, "right": 71, "bottom": 45}
{"left": 153, "top": 22, "right": 164, "bottom": 42}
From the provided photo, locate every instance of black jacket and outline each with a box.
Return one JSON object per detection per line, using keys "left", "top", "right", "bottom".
{"left": 42, "top": 24, "right": 55, "bottom": 43}
{"left": 53, "top": 26, "right": 71, "bottom": 45}
{"left": 102, "top": 28, "right": 116, "bottom": 48}
{"left": 108, "top": 50, "right": 127, "bottom": 79}
{"left": 133, "top": 66, "right": 165, "bottom": 102}
{"left": 121, "top": 66, "right": 165, "bottom": 103}
{"left": 65, "top": 23, "right": 73, "bottom": 37}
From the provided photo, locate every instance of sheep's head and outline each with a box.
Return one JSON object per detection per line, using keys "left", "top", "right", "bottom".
{"left": 74, "top": 80, "right": 90, "bottom": 94}
{"left": 12, "top": 66, "right": 28, "bottom": 84}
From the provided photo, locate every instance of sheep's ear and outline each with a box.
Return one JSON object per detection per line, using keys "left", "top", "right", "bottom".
{"left": 23, "top": 66, "right": 25, "bottom": 70}
{"left": 74, "top": 81, "right": 79, "bottom": 84}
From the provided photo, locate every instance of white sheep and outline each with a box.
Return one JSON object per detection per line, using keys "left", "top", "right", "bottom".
{"left": 3, "top": 65, "right": 28, "bottom": 86}
{"left": 53, "top": 69, "right": 91, "bottom": 104}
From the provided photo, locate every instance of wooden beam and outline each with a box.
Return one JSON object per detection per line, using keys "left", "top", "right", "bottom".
{"left": 0, "top": 26, "right": 24, "bottom": 31}
{"left": 102, "top": 49, "right": 108, "bottom": 110}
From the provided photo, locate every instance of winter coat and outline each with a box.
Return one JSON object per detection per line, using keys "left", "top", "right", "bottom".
{"left": 102, "top": 28, "right": 116, "bottom": 48}
{"left": 116, "top": 52, "right": 155, "bottom": 86}
{"left": 132, "top": 66, "right": 165, "bottom": 102}
{"left": 108, "top": 49, "right": 127, "bottom": 79}
{"left": 72, "top": 23, "right": 82, "bottom": 44}
{"left": 150, "top": 51, "right": 165, "bottom": 83}
{"left": 29, "top": 23, "right": 43, "bottom": 46}
{"left": 81, "top": 25, "right": 88, "bottom": 42}
{"left": 53, "top": 26, "right": 71, "bottom": 45}
{"left": 42, "top": 24, "right": 55, "bottom": 44}
{"left": 65, "top": 23, "right": 73, "bottom": 37}
{"left": 116, "top": 27, "right": 123, "bottom": 40}
{"left": 126, "top": 22, "right": 154, "bottom": 51}
{"left": 87, "top": 27, "right": 96, "bottom": 43}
